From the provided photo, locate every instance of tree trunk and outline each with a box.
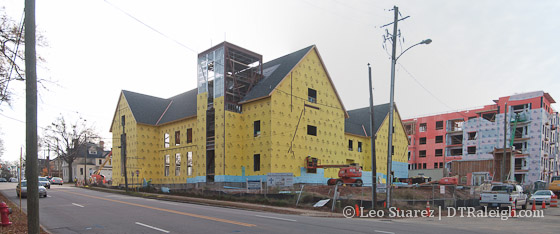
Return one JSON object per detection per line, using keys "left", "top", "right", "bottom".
{"left": 67, "top": 161, "right": 73, "bottom": 183}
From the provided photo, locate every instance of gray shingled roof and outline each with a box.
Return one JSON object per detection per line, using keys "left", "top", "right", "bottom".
{"left": 122, "top": 89, "right": 197, "bottom": 126}
{"left": 157, "top": 89, "right": 198, "bottom": 125}
{"left": 121, "top": 45, "right": 317, "bottom": 126}
{"left": 345, "top": 103, "right": 391, "bottom": 137}
{"left": 241, "top": 45, "right": 314, "bottom": 102}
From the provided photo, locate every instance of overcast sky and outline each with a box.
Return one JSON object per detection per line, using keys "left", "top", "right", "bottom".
{"left": 1, "top": 0, "right": 559, "bottom": 163}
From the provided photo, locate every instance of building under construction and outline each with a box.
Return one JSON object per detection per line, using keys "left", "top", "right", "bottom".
{"left": 109, "top": 42, "right": 409, "bottom": 188}
{"left": 404, "top": 91, "right": 560, "bottom": 185}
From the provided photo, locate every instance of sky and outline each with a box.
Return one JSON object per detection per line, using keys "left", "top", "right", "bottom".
{"left": 0, "top": 0, "right": 559, "bottom": 163}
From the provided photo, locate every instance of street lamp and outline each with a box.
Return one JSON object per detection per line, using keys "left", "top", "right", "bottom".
{"left": 396, "top": 39, "right": 432, "bottom": 61}
{"left": 386, "top": 29, "right": 431, "bottom": 208}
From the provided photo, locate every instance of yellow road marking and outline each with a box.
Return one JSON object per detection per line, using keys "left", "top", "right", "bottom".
{"left": 64, "top": 190, "right": 256, "bottom": 227}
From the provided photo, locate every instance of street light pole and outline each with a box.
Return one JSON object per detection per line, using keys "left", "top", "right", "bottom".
{"left": 386, "top": 5, "right": 399, "bottom": 209}
{"left": 385, "top": 5, "right": 432, "bottom": 209}
{"left": 368, "top": 63, "right": 377, "bottom": 209}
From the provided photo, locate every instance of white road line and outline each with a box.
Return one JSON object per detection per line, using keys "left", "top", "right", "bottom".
{"left": 254, "top": 215, "right": 297, "bottom": 222}
{"left": 135, "top": 222, "right": 170, "bottom": 233}
{"left": 71, "top": 203, "right": 84, "bottom": 208}
{"left": 374, "top": 230, "right": 394, "bottom": 234}
{"left": 158, "top": 201, "right": 176, "bottom": 205}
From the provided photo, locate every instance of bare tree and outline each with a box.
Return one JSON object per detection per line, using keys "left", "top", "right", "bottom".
{"left": 43, "top": 115, "right": 98, "bottom": 183}
{"left": 0, "top": 7, "right": 46, "bottom": 107}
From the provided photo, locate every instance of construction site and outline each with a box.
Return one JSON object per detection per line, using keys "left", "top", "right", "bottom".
{"left": 109, "top": 41, "right": 409, "bottom": 189}
{"left": 405, "top": 91, "right": 560, "bottom": 187}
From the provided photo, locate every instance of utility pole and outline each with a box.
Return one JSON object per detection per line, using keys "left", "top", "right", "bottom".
{"left": 386, "top": 5, "right": 399, "bottom": 209}
{"left": 19, "top": 147, "right": 22, "bottom": 213}
{"left": 122, "top": 116, "right": 129, "bottom": 192}
{"left": 47, "top": 146, "right": 50, "bottom": 177}
{"left": 25, "top": 0, "right": 40, "bottom": 233}
{"left": 502, "top": 103, "right": 508, "bottom": 182}
{"left": 368, "top": 63, "right": 377, "bottom": 209}
{"left": 510, "top": 116, "right": 516, "bottom": 182}
{"left": 84, "top": 134, "right": 87, "bottom": 185}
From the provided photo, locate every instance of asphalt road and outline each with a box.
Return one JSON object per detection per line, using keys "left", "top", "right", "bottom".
{"left": 0, "top": 183, "right": 556, "bottom": 234}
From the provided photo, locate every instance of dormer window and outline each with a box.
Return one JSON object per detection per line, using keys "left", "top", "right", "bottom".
{"left": 88, "top": 146, "right": 97, "bottom": 155}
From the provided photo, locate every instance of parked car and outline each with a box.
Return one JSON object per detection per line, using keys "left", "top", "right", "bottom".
{"left": 9, "top": 178, "right": 18, "bottom": 182}
{"left": 16, "top": 180, "right": 48, "bottom": 198}
{"left": 529, "top": 190, "right": 555, "bottom": 205}
{"left": 50, "top": 177, "right": 63, "bottom": 185}
{"left": 38, "top": 176, "right": 51, "bottom": 189}
{"left": 0, "top": 178, "right": 7, "bottom": 182}
{"left": 480, "top": 183, "right": 528, "bottom": 209}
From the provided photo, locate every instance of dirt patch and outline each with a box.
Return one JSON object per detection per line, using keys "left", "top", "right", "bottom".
{"left": 0, "top": 192, "right": 49, "bottom": 234}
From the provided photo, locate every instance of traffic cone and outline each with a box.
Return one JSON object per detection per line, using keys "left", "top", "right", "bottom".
{"left": 542, "top": 200, "right": 546, "bottom": 209}
{"left": 426, "top": 201, "right": 431, "bottom": 213}
{"left": 532, "top": 202, "right": 536, "bottom": 211}
{"left": 510, "top": 204, "right": 516, "bottom": 217}
{"left": 550, "top": 195, "right": 558, "bottom": 208}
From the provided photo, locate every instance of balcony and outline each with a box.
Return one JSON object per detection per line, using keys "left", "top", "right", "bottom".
{"left": 447, "top": 134, "right": 463, "bottom": 146}
{"left": 447, "top": 119, "right": 464, "bottom": 132}
{"left": 511, "top": 112, "right": 530, "bottom": 123}
{"left": 514, "top": 158, "right": 528, "bottom": 172}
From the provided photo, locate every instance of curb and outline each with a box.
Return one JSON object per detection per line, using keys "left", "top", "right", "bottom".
{"left": 82, "top": 186, "right": 343, "bottom": 218}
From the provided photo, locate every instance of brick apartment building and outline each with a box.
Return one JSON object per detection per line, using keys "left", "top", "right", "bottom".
{"left": 403, "top": 91, "right": 559, "bottom": 185}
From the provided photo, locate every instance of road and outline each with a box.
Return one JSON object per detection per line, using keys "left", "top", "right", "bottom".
{"left": 0, "top": 183, "right": 556, "bottom": 234}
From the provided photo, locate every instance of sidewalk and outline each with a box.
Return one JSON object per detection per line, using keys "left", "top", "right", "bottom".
{"left": 84, "top": 186, "right": 344, "bottom": 218}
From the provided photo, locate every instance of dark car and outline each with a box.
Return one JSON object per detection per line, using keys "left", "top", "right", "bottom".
{"left": 0, "top": 178, "right": 7, "bottom": 182}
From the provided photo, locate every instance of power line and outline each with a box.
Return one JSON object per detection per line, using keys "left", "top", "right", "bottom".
{"left": 103, "top": 0, "right": 198, "bottom": 54}
{"left": 0, "top": 112, "right": 25, "bottom": 124}
{"left": 396, "top": 62, "right": 472, "bottom": 119}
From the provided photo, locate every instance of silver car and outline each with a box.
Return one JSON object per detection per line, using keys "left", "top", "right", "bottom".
{"left": 529, "top": 190, "right": 554, "bottom": 205}
{"left": 39, "top": 176, "right": 51, "bottom": 189}
{"left": 16, "top": 181, "right": 48, "bottom": 198}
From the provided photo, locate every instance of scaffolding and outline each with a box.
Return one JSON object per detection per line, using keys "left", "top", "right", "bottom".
{"left": 197, "top": 42, "right": 263, "bottom": 182}
{"left": 197, "top": 42, "right": 263, "bottom": 113}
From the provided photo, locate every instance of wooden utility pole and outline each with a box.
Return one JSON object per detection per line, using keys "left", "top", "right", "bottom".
{"left": 25, "top": 0, "right": 40, "bottom": 232}
{"left": 368, "top": 64, "right": 377, "bottom": 209}
{"left": 47, "top": 147, "right": 50, "bottom": 177}
{"left": 19, "top": 147, "right": 22, "bottom": 213}
{"left": 84, "top": 134, "right": 87, "bottom": 184}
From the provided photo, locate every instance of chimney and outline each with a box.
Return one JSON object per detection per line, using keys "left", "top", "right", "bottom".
{"left": 99, "top": 141, "right": 105, "bottom": 150}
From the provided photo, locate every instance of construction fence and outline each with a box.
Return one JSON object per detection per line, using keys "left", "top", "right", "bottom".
{"left": 94, "top": 181, "right": 485, "bottom": 212}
